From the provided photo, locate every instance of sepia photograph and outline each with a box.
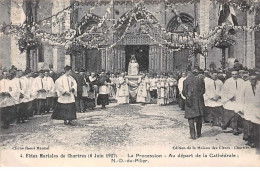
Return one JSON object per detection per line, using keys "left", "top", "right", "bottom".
{"left": 0, "top": 0, "right": 260, "bottom": 166}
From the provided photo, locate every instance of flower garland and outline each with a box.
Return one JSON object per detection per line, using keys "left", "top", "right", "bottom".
{"left": 1, "top": 0, "right": 260, "bottom": 52}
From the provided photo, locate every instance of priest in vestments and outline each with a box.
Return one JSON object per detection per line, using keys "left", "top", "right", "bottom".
{"left": 221, "top": 70, "right": 245, "bottom": 135}
{"left": 242, "top": 71, "right": 260, "bottom": 150}
{"left": 51, "top": 66, "right": 77, "bottom": 125}
{"left": 20, "top": 70, "right": 32, "bottom": 120}
{"left": 0, "top": 71, "right": 16, "bottom": 128}
{"left": 32, "top": 70, "right": 47, "bottom": 115}
{"left": 157, "top": 75, "right": 167, "bottom": 105}
{"left": 11, "top": 70, "right": 27, "bottom": 123}
{"left": 44, "top": 70, "right": 55, "bottom": 113}
{"left": 116, "top": 72, "right": 129, "bottom": 104}
{"left": 203, "top": 71, "right": 223, "bottom": 126}
{"left": 136, "top": 74, "right": 149, "bottom": 104}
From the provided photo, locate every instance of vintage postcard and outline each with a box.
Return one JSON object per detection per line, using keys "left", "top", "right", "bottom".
{"left": 0, "top": 0, "right": 260, "bottom": 167}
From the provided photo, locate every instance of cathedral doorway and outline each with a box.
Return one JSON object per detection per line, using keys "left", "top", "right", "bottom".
{"left": 85, "top": 49, "right": 101, "bottom": 73}
{"left": 167, "top": 13, "right": 195, "bottom": 71}
{"left": 125, "top": 45, "right": 149, "bottom": 73}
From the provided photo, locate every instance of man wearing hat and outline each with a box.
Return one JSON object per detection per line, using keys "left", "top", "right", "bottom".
{"left": 221, "top": 70, "right": 245, "bottom": 135}
{"left": 51, "top": 65, "right": 77, "bottom": 125}
{"left": 242, "top": 71, "right": 260, "bottom": 151}
{"left": 32, "top": 69, "right": 47, "bottom": 115}
{"left": 182, "top": 69, "right": 205, "bottom": 139}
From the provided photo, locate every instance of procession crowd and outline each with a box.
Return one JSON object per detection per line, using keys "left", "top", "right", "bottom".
{"left": 0, "top": 60, "right": 259, "bottom": 153}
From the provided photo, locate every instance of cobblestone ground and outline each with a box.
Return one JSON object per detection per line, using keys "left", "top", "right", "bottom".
{"left": 0, "top": 103, "right": 259, "bottom": 166}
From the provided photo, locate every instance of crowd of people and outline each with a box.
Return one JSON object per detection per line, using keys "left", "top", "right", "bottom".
{"left": 180, "top": 64, "right": 260, "bottom": 153}
{"left": 0, "top": 61, "right": 259, "bottom": 153}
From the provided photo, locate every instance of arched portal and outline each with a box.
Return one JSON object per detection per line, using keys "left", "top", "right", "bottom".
{"left": 71, "top": 13, "right": 107, "bottom": 72}
{"left": 113, "top": 5, "right": 160, "bottom": 73}
{"left": 167, "top": 13, "right": 195, "bottom": 71}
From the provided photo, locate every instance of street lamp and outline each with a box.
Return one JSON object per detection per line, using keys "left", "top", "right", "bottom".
{"left": 203, "top": 47, "right": 208, "bottom": 70}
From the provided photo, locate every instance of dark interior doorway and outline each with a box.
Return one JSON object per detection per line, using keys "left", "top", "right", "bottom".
{"left": 125, "top": 45, "right": 149, "bottom": 73}
{"left": 173, "top": 48, "right": 189, "bottom": 71}
{"left": 85, "top": 49, "right": 101, "bottom": 73}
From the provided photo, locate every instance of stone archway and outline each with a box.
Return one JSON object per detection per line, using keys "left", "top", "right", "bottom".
{"left": 112, "top": 5, "right": 163, "bottom": 73}
{"left": 166, "top": 13, "right": 195, "bottom": 71}
{"left": 71, "top": 13, "right": 107, "bottom": 72}
{"left": 166, "top": 13, "right": 194, "bottom": 32}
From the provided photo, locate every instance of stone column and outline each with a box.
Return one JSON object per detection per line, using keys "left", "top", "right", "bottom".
{"left": 52, "top": 0, "right": 61, "bottom": 72}
{"left": 63, "top": 0, "right": 71, "bottom": 67}
{"left": 245, "top": 11, "right": 255, "bottom": 68}
{"left": 52, "top": 0, "right": 71, "bottom": 72}
{"left": 10, "top": 0, "right": 26, "bottom": 70}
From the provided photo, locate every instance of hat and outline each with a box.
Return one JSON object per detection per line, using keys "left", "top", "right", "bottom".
{"left": 64, "top": 65, "right": 72, "bottom": 71}
{"left": 234, "top": 59, "right": 239, "bottom": 63}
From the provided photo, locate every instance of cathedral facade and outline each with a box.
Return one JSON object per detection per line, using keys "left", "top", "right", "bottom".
{"left": 0, "top": 0, "right": 259, "bottom": 73}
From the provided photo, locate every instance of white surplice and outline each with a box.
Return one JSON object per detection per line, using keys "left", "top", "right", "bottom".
{"left": 116, "top": 76, "right": 129, "bottom": 104}
{"left": 204, "top": 77, "right": 223, "bottom": 107}
{"left": 243, "top": 81, "right": 260, "bottom": 124}
{"left": 149, "top": 78, "right": 157, "bottom": 91}
{"left": 55, "top": 74, "right": 77, "bottom": 104}
{"left": 44, "top": 76, "right": 55, "bottom": 97}
{"left": 136, "top": 77, "right": 148, "bottom": 103}
{"left": 20, "top": 76, "right": 32, "bottom": 103}
{"left": 221, "top": 77, "right": 246, "bottom": 112}
{"left": 11, "top": 77, "right": 26, "bottom": 104}
{"left": 32, "top": 76, "right": 47, "bottom": 99}
{"left": 0, "top": 78, "right": 16, "bottom": 107}
{"left": 28, "top": 77, "right": 35, "bottom": 101}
